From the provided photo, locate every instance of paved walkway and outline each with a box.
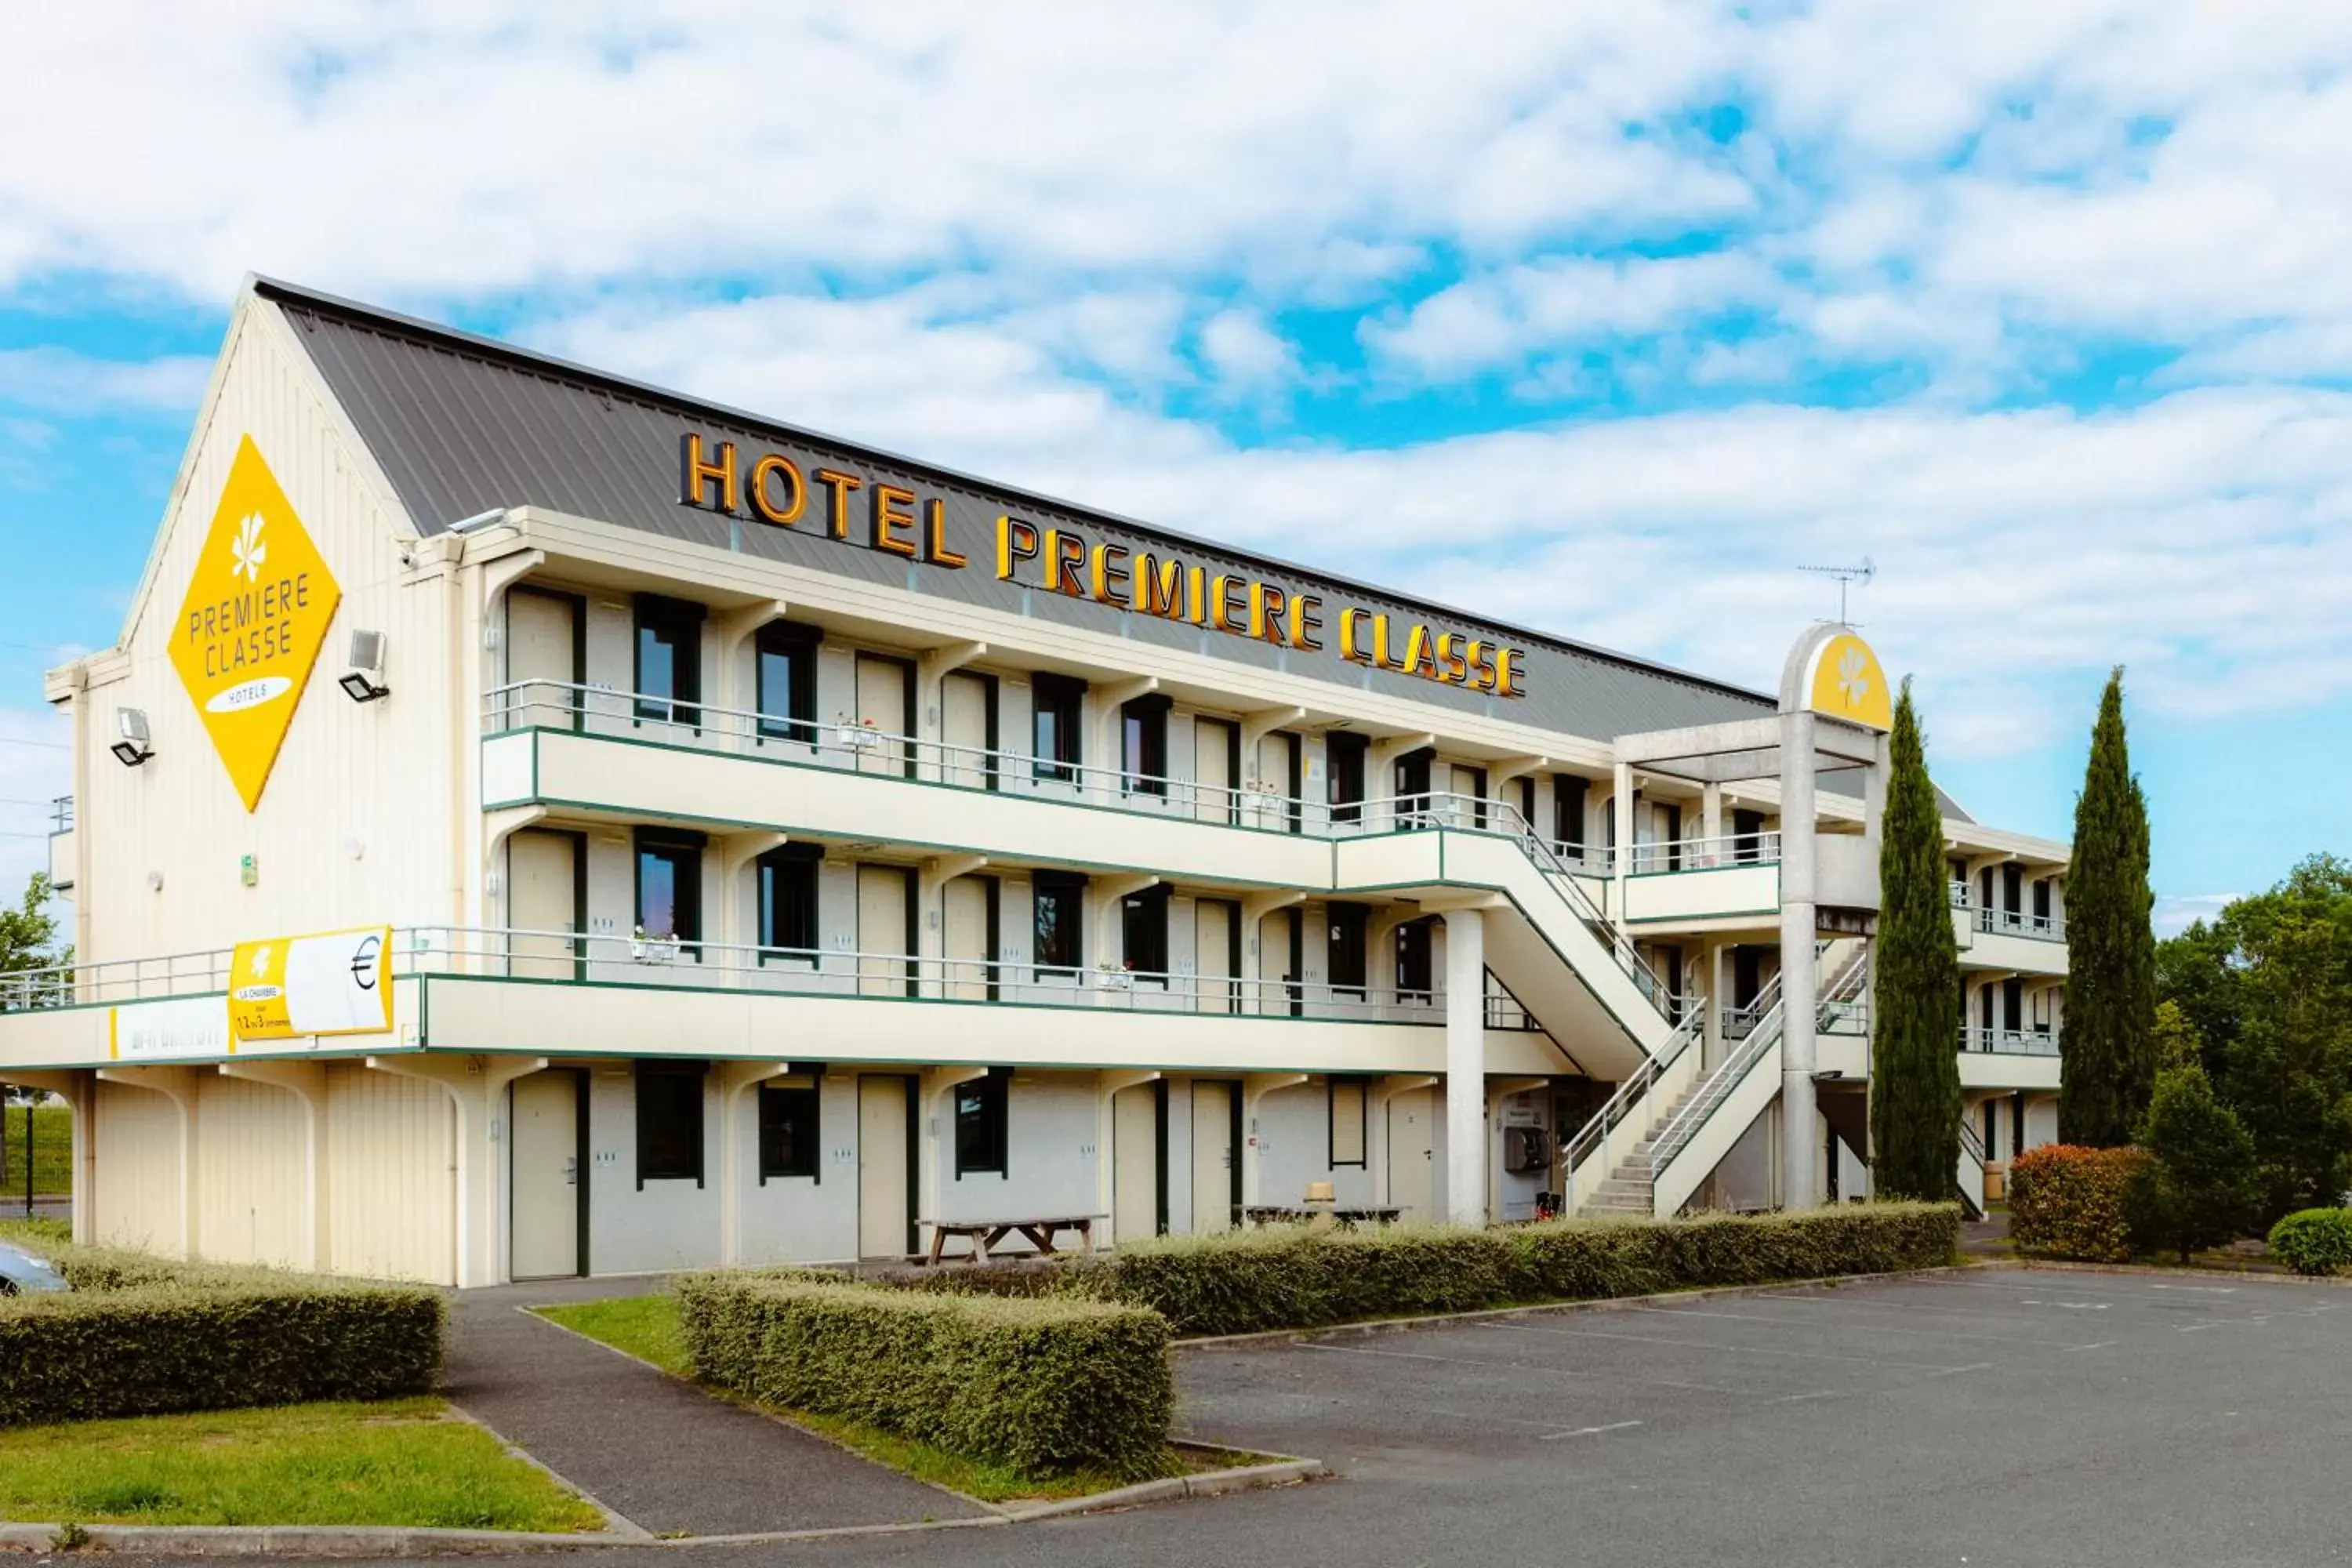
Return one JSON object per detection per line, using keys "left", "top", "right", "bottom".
{"left": 444, "top": 1279, "right": 985, "bottom": 1537}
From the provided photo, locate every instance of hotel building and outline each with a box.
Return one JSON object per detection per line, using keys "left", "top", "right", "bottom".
{"left": 2, "top": 280, "right": 2068, "bottom": 1285}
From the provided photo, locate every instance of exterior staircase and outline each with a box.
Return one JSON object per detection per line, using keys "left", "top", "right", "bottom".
{"left": 1566, "top": 946, "right": 1873, "bottom": 1219}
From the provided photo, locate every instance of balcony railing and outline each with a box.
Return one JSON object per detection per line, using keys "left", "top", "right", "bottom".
{"left": 0, "top": 926, "right": 1576, "bottom": 1038}
{"left": 1959, "top": 1025, "right": 2061, "bottom": 1057}
{"left": 1615, "top": 832, "right": 1783, "bottom": 876}
{"left": 50, "top": 796, "right": 72, "bottom": 833}
{"left": 486, "top": 679, "right": 1672, "bottom": 1009}
{"left": 1950, "top": 882, "right": 2064, "bottom": 942}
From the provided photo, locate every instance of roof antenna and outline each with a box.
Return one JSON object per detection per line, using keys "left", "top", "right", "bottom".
{"left": 1795, "top": 556, "right": 1873, "bottom": 627}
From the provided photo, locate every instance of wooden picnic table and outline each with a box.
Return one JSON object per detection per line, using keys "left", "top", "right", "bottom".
{"left": 922, "top": 1214, "right": 1104, "bottom": 1265}
{"left": 1243, "top": 1204, "right": 1405, "bottom": 1228}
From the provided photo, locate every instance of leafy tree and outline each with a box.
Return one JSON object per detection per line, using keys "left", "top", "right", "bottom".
{"left": 2158, "top": 856, "right": 2352, "bottom": 1219}
{"left": 2151, "top": 1000, "right": 2204, "bottom": 1075}
{"left": 1870, "top": 680, "right": 1962, "bottom": 1200}
{"left": 2127, "top": 1064, "right": 2259, "bottom": 1262}
{"left": 2060, "top": 669, "right": 2156, "bottom": 1145}
{"left": 0, "top": 872, "right": 65, "bottom": 1194}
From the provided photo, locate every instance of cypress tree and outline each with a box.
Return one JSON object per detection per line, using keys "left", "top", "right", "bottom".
{"left": 2060, "top": 668, "right": 2158, "bottom": 1145}
{"left": 1870, "top": 680, "right": 1963, "bottom": 1200}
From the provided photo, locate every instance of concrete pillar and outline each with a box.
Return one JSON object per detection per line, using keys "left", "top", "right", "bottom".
{"left": 1610, "top": 760, "right": 1636, "bottom": 920}
{"left": 1704, "top": 942, "right": 1727, "bottom": 1069}
{"left": 1443, "top": 908, "right": 1486, "bottom": 1225}
{"left": 1700, "top": 782, "right": 1724, "bottom": 860}
{"left": 1779, "top": 708, "right": 1819, "bottom": 1210}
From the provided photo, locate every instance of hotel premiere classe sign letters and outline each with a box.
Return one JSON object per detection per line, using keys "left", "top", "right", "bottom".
{"left": 677, "top": 430, "right": 1530, "bottom": 699}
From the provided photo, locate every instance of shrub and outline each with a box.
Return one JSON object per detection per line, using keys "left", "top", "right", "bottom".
{"left": 677, "top": 1274, "right": 1171, "bottom": 1479}
{"left": 2009, "top": 1145, "right": 2153, "bottom": 1261}
{"left": 2267, "top": 1208, "right": 2352, "bottom": 1276}
{"left": 2128, "top": 1065, "right": 2260, "bottom": 1262}
{"left": 1061, "top": 1203, "right": 1959, "bottom": 1338}
{"left": 0, "top": 1243, "right": 443, "bottom": 1428}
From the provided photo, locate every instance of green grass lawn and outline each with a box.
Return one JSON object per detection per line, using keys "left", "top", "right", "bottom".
{"left": 0, "top": 1398, "right": 605, "bottom": 1531}
{"left": 534, "top": 1295, "right": 1207, "bottom": 1504}
{"left": 0, "top": 1105, "right": 71, "bottom": 1196}
{"left": 0, "top": 1216, "right": 71, "bottom": 1248}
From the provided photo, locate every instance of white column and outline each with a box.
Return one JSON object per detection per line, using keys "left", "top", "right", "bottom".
{"left": 1443, "top": 908, "right": 1486, "bottom": 1226}
{"left": 1779, "top": 709, "right": 1819, "bottom": 1210}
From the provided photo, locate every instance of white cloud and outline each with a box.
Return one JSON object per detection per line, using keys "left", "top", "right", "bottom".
{"left": 1196, "top": 309, "right": 1298, "bottom": 397}
{"left": 0, "top": 349, "right": 211, "bottom": 415}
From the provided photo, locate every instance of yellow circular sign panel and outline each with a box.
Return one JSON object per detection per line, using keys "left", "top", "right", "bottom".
{"left": 1806, "top": 632, "right": 1892, "bottom": 730}
{"left": 168, "top": 436, "right": 343, "bottom": 811}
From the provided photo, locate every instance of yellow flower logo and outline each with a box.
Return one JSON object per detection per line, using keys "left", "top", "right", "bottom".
{"left": 230, "top": 514, "right": 267, "bottom": 583}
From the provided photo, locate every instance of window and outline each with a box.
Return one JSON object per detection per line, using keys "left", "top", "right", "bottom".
{"left": 1033, "top": 675, "right": 1084, "bottom": 783}
{"left": 633, "top": 594, "right": 704, "bottom": 727}
{"left": 1122, "top": 884, "right": 1169, "bottom": 978}
{"left": 634, "top": 829, "right": 705, "bottom": 950}
{"left": 1395, "top": 747, "right": 1432, "bottom": 829}
{"left": 955, "top": 1069, "right": 1009, "bottom": 1178}
{"left": 757, "top": 1083, "right": 820, "bottom": 1181}
{"left": 1327, "top": 732, "right": 1367, "bottom": 825}
{"left": 1328, "top": 903, "right": 1368, "bottom": 998}
{"left": 1734, "top": 808, "right": 1767, "bottom": 863}
{"left": 635, "top": 1061, "right": 706, "bottom": 1185}
{"left": 756, "top": 844, "right": 821, "bottom": 961}
{"left": 1033, "top": 872, "right": 1086, "bottom": 975}
{"left": 1121, "top": 694, "right": 1171, "bottom": 796}
{"left": 755, "top": 621, "right": 821, "bottom": 745}
{"left": 1659, "top": 803, "right": 1683, "bottom": 871}
{"left": 2002, "top": 862, "right": 2024, "bottom": 916}
{"left": 1330, "top": 1078, "right": 1367, "bottom": 1167}
{"left": 1395, "top": 919, "right": 1432, "bottom": 1003}
{"left": 1511, "top": 776, "right": 1535, "bottom": 836}
{"left": 1554, "top": 775, "right": 1590, "bottom": 862}
{"left": 1982, "top": 1099, "right": 1999, "bottom": 1160}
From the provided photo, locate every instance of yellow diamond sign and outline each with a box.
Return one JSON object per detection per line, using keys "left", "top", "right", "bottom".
{"left": 169, "top": 436, "right": 342, "bottom": 811}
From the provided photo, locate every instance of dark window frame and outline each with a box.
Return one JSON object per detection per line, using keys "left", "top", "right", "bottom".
{"left": 1328, "top": 902, "right": 1369, "bottom": 999}
{"left": 1327, "top": 731, "right": 1368, "bottom": 826}
{"left": 1033, "top": 871, "right": 1087, "bottom": 976}
{"left": 754, "top": 620, "right": 823, "bottom": 746}
{"left": 1328, "top": 1076, "right": 1368, "bottom": 1168}
{"left": 757, "top": 1081, "right": 822, "bottom": 1182}
{"left": 1396, "top": 917, "right": 1433, "bottom": 1003}
{"left": 954, "top": 1068, "right": 1011, "bottom": 1179}
{"left": 633, "top": 827, "right": 706, "bottom": 953}
{"left": 1121, "top": 693, "right": 1172, "bottom": 797}
{"left": 1555, "top": 775, "right": 1591, "bottom": 860}
{"left": 633, "top": 593, "right": 706, "bottom": 730}
{"left": 1122, "top": 884, "right": 1171, "bottom": 980}
{"left": 635, "top": 1059, "right": 707, "bottom": 1188}
{"left": 1032, "top": 674, "right": 1086, "bottom": 784}
{"left": 755, "top": 842, "right": 822, "bottom": 964}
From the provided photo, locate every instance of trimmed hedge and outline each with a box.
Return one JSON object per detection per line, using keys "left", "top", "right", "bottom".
{"left": 1061, "top": 1203, "right": 1962, "bottom": 1337}
{"left": 855, "top": 1203, "right": 1961, "bottom": 1337}
{"left": 0, "top": 1243, "right": 444, "bottom": 1428}
{"left": 677, "top": 1274, "right": 1171, "bottom": 1479}
{"left": 2267, "top": 1208, "right": 2352, "bottom": 1276}
{"left": 2009, "top": 1145, "right": 2152, "bottom": 1262}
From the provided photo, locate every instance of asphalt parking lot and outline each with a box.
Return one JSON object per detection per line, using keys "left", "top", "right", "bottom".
{"left": 150, "top": 1266, "right": 2350, "bottom": 1568}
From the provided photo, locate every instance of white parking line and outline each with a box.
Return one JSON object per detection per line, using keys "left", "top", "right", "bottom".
{"left": 1537, "top": 1420, "right": 1643, "bottom": 1442}
{"left": 1479, "top": 1318, "right": 1982, "bottom": 1374}
{"left": 1296, "top": 1338, "right": 1753, "bottom": 1395}
{"left": 1623, "top": 1302, "right": 2100, "bottom": 1349}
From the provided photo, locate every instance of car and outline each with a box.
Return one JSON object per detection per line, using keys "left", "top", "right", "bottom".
{"left": 0, "top": 1241, "right": 70, "bottom": 1295}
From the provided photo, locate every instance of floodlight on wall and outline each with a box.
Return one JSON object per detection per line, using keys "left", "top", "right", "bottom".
{"left": 111, "top": 707, "right": 153, "bottom": 768}
{"left": 339, "top": 629, "right": 390, "bottom": 703}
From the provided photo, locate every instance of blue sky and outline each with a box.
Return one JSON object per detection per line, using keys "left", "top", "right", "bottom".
{"left": 4, "top": 3, "right": 2350, "bottom": 927}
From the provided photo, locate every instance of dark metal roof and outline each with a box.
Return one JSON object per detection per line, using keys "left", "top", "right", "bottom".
{"left": 257, "top": 274, "right": 1950, "bottom": 802}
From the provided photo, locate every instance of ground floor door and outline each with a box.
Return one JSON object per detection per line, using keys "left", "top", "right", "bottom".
{"left": 510, "top": 1069, "right": 583, "bottom": 1279}
{"left": 1191, "top": 1080, "right": 1238, "bottom": 1233}
{"left": 1112, "top": 1081, "right": 1163, "bottom": 1243}
{"left": 858, "top": 1076, "right": 914, "bottom": 1258}
{"left": 1388, "top": 1088, "right": 1436, "bottom": 1219}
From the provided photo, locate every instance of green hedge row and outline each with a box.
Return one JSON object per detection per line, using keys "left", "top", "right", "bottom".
{"left": 0, "top": 1242, "right": 443, "bottom": 1427}
{"left": 677, "top": 1274, "right": 1171, "bottom": 1479}
{"left": 862, "top": 1203, "right": 1961, "bottom": 1338}
{"left": 2267, "top": 1208, "right": 2352, "bottom": 1276}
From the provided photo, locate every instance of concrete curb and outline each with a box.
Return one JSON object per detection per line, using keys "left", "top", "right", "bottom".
{"left": 0, "top": 1457, "right": 1328, "bottom": 1556}
{"left": 1171, "top": 1260, "right": 2011, "bottom": 1351}
{"left": 1000, "top": 1456, "right": 1328, "bottom": 1522}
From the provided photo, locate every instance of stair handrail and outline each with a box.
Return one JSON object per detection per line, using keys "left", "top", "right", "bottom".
{"left": 1559, "top": 999, "right": 1712, "bottom": 1175}
{"left": 1642, "top": 944, "right": 1875, "bottom": 1181}
{"left": 1958, "top": 1119, "right": 1987, "bottom": 1163}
